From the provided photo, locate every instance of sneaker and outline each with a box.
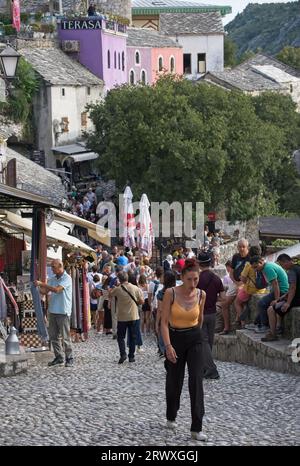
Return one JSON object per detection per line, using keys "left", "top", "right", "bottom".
{"left": 166, "top": 420, "right": 176, "bottom": 430}
{"left": 48, "top": 357, "right": 64, "bottom": 367}
{"left": 254, "top": 325, "right": 269, "bottom": 334}
{"left": 112, "top": 335, "right": 117, "bottom": 340}
{"left": 65, "top": 358, "right": 74, "bottom": 367}
{"left": 261, "top": 332, "right": 278, "bottom": 342}
{"left": 244, "top": 323, "right": 256, "bottom": 330}
{"left": 191, "top": 431, "right": 207, "bottom": 442}
{"left": 118, "top": 355, "right": 127, "bottom": 364}
{"left": 128, "top": 356, "right": 135, "bottom": 362}
{"left": 136, "top": 347, "right": 144, "bottom": 353}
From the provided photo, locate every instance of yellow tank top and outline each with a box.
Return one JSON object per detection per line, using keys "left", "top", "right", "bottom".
{"left": 169, "top": 288, "right": 202, "bottom": 328}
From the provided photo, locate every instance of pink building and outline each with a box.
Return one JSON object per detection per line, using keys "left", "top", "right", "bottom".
{"left": 127, "top": 28, "right": 183, "bottom": 85}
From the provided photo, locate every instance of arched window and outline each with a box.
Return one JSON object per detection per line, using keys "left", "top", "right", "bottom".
{"left": 118, "top": 53, "right": 121, "bottom": 70}
{"left": 129, "top": 69, "right": 135, "bottom": 85}
{"left": 107, "top": 50, "right": 110, "bottom": 69}
{"left": 114, "top": 51, "right": 117, "bottom": 69}
{"left": 170, "top": 56, "right": 175, "bottom": 73}
{"left": 122, "top": 51, "right": 125, "bottom": 71}
{"left": 141, "top": 69, "right": 147, "bottom": 85}
{"left": 135, "top": 50, "right": 140, "bottom": 65}
{"left": 158, "top": 56, "right": 163, "bottom": 72}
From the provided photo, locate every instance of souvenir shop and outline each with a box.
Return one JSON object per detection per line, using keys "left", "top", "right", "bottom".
{"left": 0, "top": 184, "right": 106, "bottom": 350}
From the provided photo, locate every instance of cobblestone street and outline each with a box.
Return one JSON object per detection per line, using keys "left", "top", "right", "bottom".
{"left": 0, "top": 333, "right": 299, "bottom": 446}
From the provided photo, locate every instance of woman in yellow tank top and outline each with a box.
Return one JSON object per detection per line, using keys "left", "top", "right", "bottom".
{"left": 161, "top": 258, "right": 207, "bottom": 442}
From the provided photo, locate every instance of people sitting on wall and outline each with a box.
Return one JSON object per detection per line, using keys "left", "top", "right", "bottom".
{"left": 88, "top": 3, "right": 96, "bottom": 16}
{"left": 261, "top": 254, "right": 300, "bottom": 342}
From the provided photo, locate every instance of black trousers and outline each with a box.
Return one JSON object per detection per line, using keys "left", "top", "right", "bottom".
{"left": 164, "top": 326, "right": 204, "bottom": 432}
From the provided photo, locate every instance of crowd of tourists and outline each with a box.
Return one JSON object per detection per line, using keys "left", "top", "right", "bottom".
{"left": 36, "top": 238, "right": 300, "bottom": 442}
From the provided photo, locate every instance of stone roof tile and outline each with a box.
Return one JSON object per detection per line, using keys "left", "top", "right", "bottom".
{"left": 20, "top": 47, "right": 103, "bottom": 86}
{"left": 127, "top": 27, "right": 181, "bottom": 47}
{"left": 160, "top": 11, "right": 224, "bottom": 35}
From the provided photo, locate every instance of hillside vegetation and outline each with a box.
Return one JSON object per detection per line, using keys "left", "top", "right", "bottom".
{"left": 225, "top": 1, "right": 300, "bottom": 56}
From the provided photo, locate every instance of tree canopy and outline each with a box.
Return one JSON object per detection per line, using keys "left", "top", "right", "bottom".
{"left": 276, "top": 47, "right": 300, "bottom": 71}
{"left": 86, "top": 76, "right": 300, "bottom": 221}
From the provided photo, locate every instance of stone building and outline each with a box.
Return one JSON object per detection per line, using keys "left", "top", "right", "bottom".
{"left": 18, "top": 40, "right": 104, "bottom": 170}
{"left": 95, "top": 0, "right": 132, "bottom": 22}
{"left": 203, "top": 53, "right": 300, "bottom": 111}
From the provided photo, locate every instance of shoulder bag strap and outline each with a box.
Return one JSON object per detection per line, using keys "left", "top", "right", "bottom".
{"left": 121, "top": 285, "right": 139, "bottom": 307}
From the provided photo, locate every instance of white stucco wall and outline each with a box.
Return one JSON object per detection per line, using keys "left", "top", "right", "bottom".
{"left": 169, "top": 34, "right": 224, "bottom": 79}
{"left": 35, "top": 84, "right": 103, "bottom": 168}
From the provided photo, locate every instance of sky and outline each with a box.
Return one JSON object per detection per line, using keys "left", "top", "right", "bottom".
{"left": 197, "top": 0, "right": 298, "bottom": 24}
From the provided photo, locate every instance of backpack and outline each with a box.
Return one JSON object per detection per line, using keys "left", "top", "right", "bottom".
{"left": 233, "top": 259, "right": 247, "bottom": 281}
{"left": 91, "top": 287, "right": 101, "bottom": 299}
{"left": 152, "top": 280, "right": 160, "bottom": 308}
{"left": 255, "top": 271, "right": 268, "bottom": 290}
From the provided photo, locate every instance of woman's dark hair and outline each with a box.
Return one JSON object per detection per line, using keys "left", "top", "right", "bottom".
{"left": 138, "top": 274, "right": 147, "bottom": 286}
{"left": 163, "top": 271, "right": 176, "bottom": 290}
{"left": 102, "top": 276, "right": 110, "bottom": 289}
{"left": 93, "top": 274, "right": 100, "bottom": 283}
{"left": 182, "top": 258, "right": 200, "bottom": 275}
{"left": 249, "top": 245, "right": 261, "bottom": 257}
{"left": 225, "top": 260, "right": 232, "bottom": 268}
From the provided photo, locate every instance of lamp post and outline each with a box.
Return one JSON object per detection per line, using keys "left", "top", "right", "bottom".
{"left": 0, "top": 43, "right": 21, "bottom": 95}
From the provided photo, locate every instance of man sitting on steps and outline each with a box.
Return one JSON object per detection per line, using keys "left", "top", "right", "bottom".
{"left": 261, "top": 254, "right": 300, "bottom": 342}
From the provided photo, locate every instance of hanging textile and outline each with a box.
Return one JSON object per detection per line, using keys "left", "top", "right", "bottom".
{"left": 76, "top": 268, "right": 83, "bottom": 332}
{"left": 70, "top": 267, "right": 78, "bottom": 329}
{"left": 0, "top": 277, "right": 7, "bottom": 321}
{"left": 82, "top": 266, "right": 90, "bottom": 335}
{"left": 30, "top": 207, "right": 49, "bottom": 342}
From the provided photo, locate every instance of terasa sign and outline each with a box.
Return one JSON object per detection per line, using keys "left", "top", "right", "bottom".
{"left": 61, "top": 19, "right": 103, "bottom": 30}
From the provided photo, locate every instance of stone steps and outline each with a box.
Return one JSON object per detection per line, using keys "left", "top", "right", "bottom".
{"left": 0, "top": 341, "right": 34, "bottom": 378}
{"left": 213, "top": 329, "right": 300, "bottom": 376}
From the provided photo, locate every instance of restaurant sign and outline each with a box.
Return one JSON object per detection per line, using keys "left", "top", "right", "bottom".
{"left": 61, "top": 19, "right": 103, "bottom": 30}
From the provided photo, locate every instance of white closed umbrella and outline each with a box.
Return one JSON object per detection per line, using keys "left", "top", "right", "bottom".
{"left": 138, "top": 193, "right": 154, "bottom": 258}
{"left": 123, "top": 186, "right": 136, "bottom": 248}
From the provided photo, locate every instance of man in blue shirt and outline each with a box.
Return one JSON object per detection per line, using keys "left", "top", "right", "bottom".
{"left": 35, "top": 259, "right": 73, "bottom": 367}
{"left": 116, "top": 251, "right": 129, "bottom": 267}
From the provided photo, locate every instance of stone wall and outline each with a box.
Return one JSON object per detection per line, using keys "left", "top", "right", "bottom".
{"left": 95, "top": 0, "right": 132, "bottom": 21}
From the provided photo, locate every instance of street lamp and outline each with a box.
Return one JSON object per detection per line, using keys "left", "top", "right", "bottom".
{"left": 0, "top": 44, "right": 20, "bottom": 79}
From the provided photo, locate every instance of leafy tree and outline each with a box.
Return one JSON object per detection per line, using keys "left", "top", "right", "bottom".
{"left": 276, "top": 47, "right": 300, "bottom": 71}
{"left": 86, "top": 76, "right": 300, "bottom": 221}
{"left": 224, "top": 36, "right": 237, "bottom": 67}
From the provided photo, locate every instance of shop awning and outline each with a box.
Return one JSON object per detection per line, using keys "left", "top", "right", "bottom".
{"left": 51, "top": 143, "right": 87, "bottom": 154}
{"left": 65, "top": 152, "right": 99, "bottom": 163}
{"left": 0, "top": 183, "right": 58, "bottom": 208}
{"left": 2, "top": 211, "right": 95, "bottom": 254}
{"left": 51, "top": 208, "right": 111, "bottom": 247}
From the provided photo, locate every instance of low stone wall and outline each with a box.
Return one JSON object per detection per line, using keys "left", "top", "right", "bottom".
{"left": 213, "top": 330, "right": 300, "bottom": 376}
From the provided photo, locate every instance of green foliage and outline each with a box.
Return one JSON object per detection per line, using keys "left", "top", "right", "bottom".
{"left": 2, "top": 58, "right": 40, "bottom": 140}
{"left": 276, "top": 47, "right": 300, "bottom": 70}
{"left": 224, "top": 36, "right": 237, "bottom": 67}
{"left": 225, "top": 2, "right": 300, "bottom": 56}
{"left": 271, "top": 239, "right": 299, "bottom": 247}
{"left": 34, "top": 12, "right": 43, "bottom": 22}
{"left": 3, "top": 24, "right": 15, "bottom": 35}
{"left": 85, "top": 76, "right": 300, "bottom": 221}
{"left": 20, "top": 13, "right": 30, "bottom": 24}
{"left": 40, "top": 23, "right": 55, "bottom": 33}
{"left": 0, "top": 14, "right": 11, "bottom": 25}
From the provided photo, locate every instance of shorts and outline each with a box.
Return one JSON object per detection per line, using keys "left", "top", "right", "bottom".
{"left": 142, "top": 298, "right": 151, "bottom": 312}
{"left": 273, "top": 299, "right": 291, "bottom": 318}
{"left": 90, "top": 303, "right": 97, "bottom": 312}
{"left": 226, "top": 283, "right": 238, "bottom": 297}
{"left": 236, "top": 288, "right": 250, "bottom": 303}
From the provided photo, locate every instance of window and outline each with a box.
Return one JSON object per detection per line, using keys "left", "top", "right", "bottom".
{"left": 122, "top": 51, "right": 125, "bottom": 71}
{"left": 118, "top": 53, "right": 121, "bottom": 70}
{"left": 107, "top": 50, "right": 110, "bottom": 69}
{"left": 81, "top": 112, "right": 87, "bottom": 127}
{"left": 141, "top": 69, "right": 147, "bottom": 85}
{"left": 170, "top": 56, "right": 175, "bottom": 73}
{"left": 114, "top": 51, "right": 117, "bottom": 69}
{"left": 183, "top": 54, "right": 191, "bottom": 74}
{"left": 158, "top": 56, "right": 163, "bottom": 72}
{"left": 135, "top": 50, "right": 140, "bottom": 65}
{"left": 87, "top": 87, "right": 91, "bottom": 96}
{"left": 129, "top": 69, "right": 135, "bottom": 85}
{"left": 197, "top": 53, "right": 206, "bottom": 74}
{"left": 290, "top": 84, "right": 293, "bottom": 93}
{"left": 61, "top": 88, "right": 65, "bottom": 97}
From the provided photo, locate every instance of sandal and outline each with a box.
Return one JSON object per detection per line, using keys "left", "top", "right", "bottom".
{"left": 219, "top": 330, "right": 229, "bottom": 335}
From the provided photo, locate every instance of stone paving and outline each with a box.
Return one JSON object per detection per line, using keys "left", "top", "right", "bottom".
{"left": 0, "top": 332, "right": 299, "bottom": 446}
